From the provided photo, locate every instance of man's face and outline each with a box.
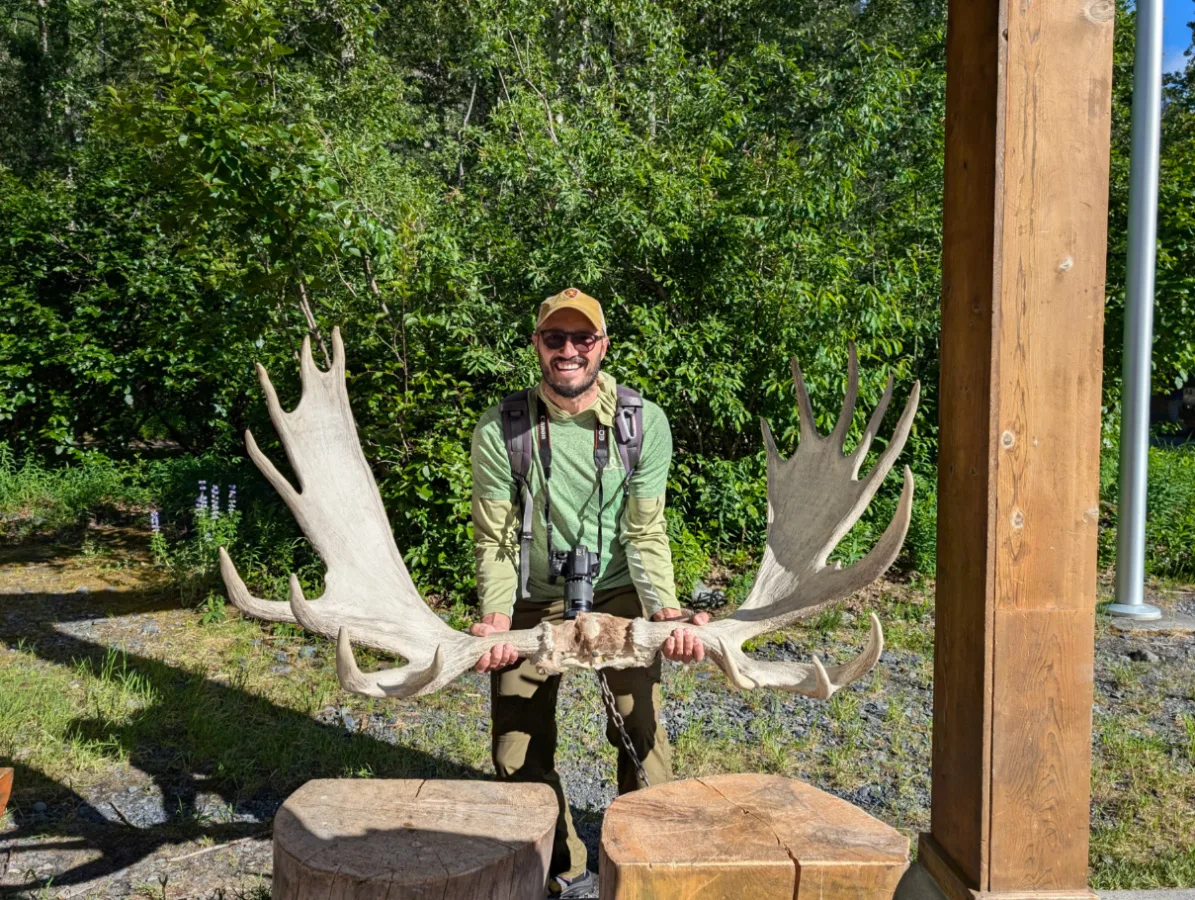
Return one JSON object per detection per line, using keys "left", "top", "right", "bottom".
{"left": 532, "top": 308, "right": 609, "bottom": 399}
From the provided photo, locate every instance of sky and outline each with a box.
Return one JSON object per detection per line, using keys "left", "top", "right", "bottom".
{"left": 1165, "top": 0, "right": 1194, "bottom": 74}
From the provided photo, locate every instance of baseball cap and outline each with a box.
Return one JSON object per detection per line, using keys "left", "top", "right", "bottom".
{"left": 536, "top": 288, "right": 606, "bottom": 333}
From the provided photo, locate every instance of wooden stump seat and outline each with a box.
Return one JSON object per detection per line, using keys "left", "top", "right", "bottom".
{"left": 273, "top": 779, "right": 557, "bottom": 900}
{"left": 600, "top": 773, "right": 909, "bottom": 900}
{"left": 0, "top": 768, "right": 11, "bottom": 820}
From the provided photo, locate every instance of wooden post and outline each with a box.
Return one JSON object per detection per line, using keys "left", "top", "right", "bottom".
{"left": 0, "top": 768, "right": 11, "bottom": 820}
{"left": 922, "top": 0, "right": 1115, "bottom": 898}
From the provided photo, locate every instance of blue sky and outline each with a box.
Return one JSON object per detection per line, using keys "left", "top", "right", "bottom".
{"left": 1165, "top": 0, "right": 1194, "bottom": 73}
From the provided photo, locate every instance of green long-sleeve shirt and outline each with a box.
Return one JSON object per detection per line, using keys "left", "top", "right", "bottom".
{"left": 470, "top": 372, "right": 680, "bottom": 617}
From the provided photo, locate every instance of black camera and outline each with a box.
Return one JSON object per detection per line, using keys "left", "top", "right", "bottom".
{"left": 548, "top": 545, "right": 601, "bottom": 619}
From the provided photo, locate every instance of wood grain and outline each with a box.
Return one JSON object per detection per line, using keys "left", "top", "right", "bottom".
{"left": 0, "top": 768, "right": 11, "bottom": 820}
{"left": 600, "top": 774, "right": 908, "bottom": 900}
{"left": 992, "top": 0, "right": 1113, "bottom": 617}
{"left": 929, "top": 0, "right": 1112, "bottom": 894}
{"left": 990, "top": 609, "right": 1096, "bottom": 891}
{"left": 932, "top": 0, "right": 1002, "bottom": 882}
{"left": 271, "top": 779, "right": 557, "bottom": 900}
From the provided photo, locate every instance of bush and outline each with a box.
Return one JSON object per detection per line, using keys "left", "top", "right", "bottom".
{"left": 1100, "top": 442, "right": 1195, "bottom": 579}
{"left": 0, "top": 443, "right": 151, "bottom": 542}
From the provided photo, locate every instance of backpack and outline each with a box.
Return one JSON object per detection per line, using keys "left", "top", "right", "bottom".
{"left": 499, "top": 385, "right": 644, "bottom": 602}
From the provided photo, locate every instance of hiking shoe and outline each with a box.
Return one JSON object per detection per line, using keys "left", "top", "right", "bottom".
{"left": 548, "top": 868, "right": 598, "bottom": 898}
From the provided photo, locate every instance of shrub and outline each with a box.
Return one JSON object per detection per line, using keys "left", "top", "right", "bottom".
{"left": 0, "top": 443, "right": 151, "bottom": 542}
{"left": 1100, "top": 442, "right": 1195, "bottom": 579}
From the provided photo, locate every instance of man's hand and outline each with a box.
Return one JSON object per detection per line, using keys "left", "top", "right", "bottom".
{"left": 470, "top": 613, "right": 519, "bottom": 673}
{"left": 651, "top": 607, "right": 711, "bottom": 663}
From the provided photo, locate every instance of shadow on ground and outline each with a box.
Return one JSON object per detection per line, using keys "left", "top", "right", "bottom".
{"left": 0, "top": 557, "right": 487, "bottom": 894}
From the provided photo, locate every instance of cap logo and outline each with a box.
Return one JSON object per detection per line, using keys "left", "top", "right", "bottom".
{"left": 565, "top": 288, "right": 578, "bottom": 298}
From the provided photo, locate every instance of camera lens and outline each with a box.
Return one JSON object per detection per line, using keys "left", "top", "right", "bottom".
{"left": 563, "top": 575, "right": 594, "bottom": 620}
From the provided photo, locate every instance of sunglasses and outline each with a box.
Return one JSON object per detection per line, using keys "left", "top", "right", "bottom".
{"left": 537, "top": 329, "right": 604, "bottom": 352}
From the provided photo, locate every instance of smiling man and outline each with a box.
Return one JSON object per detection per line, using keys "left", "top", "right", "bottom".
{"left": 468, "top": 288, "right": 707, "bottom": 897}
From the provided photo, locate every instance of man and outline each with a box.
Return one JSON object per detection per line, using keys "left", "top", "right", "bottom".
{"left": 468, "top": 288, "right": 707, "bottom": 897}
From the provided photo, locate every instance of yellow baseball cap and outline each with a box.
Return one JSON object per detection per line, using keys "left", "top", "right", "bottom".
{"left": 536, "top": 287, "right": 606, "bottom": 333}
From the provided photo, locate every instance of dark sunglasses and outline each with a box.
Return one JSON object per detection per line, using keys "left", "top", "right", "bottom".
{"left": 538, "top": 329, "right": 603, "bottom": 352}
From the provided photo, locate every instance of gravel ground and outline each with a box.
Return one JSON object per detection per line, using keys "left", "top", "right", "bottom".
{"left": 2, "top": 534, "right": 1194, "bottom": 898}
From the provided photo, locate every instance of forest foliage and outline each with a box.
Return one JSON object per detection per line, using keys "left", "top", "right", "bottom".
{"left": 1, "top": 0, "right": 1193, "bottom": 598}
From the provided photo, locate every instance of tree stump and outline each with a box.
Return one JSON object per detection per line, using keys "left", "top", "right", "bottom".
{"left": 272, "top": 779, "right": 558, "bottom": 900}
{"left": 0, "top": 768, "right": 11, "bottom": 819}
{"left": 600, "top": 774, "right": 909, "bottom": 900}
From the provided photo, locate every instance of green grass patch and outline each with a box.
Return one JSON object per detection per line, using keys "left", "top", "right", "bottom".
{"left": 1100, "top": 443, "right": 1195, "bottom": 578}
{"left": 1089, "top": 700, "right": 1195, "bottom": 888}
{"left": 0, "top": 443, "right": 152, "bottom": 542}
{"left": 0, "top": 609, "right": 490, "bottom": 805}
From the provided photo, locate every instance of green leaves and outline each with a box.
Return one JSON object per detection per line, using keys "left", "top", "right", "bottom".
{"left": 14, "top": 0, "right": 1186, "bottom": 597}
{"left": 1104, "top": 0, "right": 1195, "bottom": 417}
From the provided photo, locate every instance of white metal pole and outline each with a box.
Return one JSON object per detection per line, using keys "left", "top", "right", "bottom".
{"left": 1108, "top": 0, "right": 1164, "bottom": 620}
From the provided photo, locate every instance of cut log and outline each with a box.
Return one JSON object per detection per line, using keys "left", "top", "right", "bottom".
{"left": 600, "top": 773, "right": 909, "bottom": 900}
{"left": 0, "top": 768, "right": 11, "bottom": 819}
{"left": 272, "top": 779, "right": 557, "bottom": 900}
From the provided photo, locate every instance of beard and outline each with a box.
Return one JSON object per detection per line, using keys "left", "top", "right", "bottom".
{"left": 542, "top": 353, "right": 603, "bottom": 398}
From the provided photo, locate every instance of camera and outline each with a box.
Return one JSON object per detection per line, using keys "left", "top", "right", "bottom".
{"left": 548, "top": 545, "right": 601, "bottom": 619}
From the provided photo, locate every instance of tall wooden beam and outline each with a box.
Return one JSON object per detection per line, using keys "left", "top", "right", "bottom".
{"left": 923, "top": 0, "right": 1115, "bottom": 897}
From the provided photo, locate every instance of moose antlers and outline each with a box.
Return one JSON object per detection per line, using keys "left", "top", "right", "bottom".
{"left": 219, "top": 328, "right": 919, "bottom": 700}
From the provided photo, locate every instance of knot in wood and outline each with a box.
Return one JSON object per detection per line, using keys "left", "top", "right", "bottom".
{"left": 1085, "top": 0, "right": 1114, "bottom": 23}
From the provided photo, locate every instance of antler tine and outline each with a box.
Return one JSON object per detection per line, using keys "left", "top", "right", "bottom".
{"left": 335, "top": 628, "right": 447, "bottom": 699}
{"left": 851, "top": 372, "right": 895, "bottom": 478}
{"left": 248, "top": 359, "right": 306, "bottom": 502}
{"left": 255, "top": 361, "right": 291, "bottom": 436}
{"left": 790, "top": 358, "right": 822, "bottom": 444}
{"left": 714, "top": 614, "right": 883, "bottom": 698}
{"left": 819, "top": 466, "right": 915, "bottom": 598}
{"left": 825, "top": 613, "right": 885, "bottom": 689}
{"left": 760, "top": 417, "right": 787, "bottom": 494}
{"left": 829, "top": 343, "right": 859, "bottom": 449}
{"left": 330, "top": 326, "right": 346, "bottom": 380}
{"left": 760, "top": 417, "right": 780, "bottom": 461}
{"left": 286, "top": 574, "right": 339, "bottom": 640}
{"left": 860, "top": 381, "right": 921, "bottom": 496}
{"left": 218, "top": 547, "right": 299, "bottom": 624}
{"left": 298, "top": 334, "right": 321, "bottom": 391}
{"left": 243, "top": 427, "right": 301, "bottom": 509}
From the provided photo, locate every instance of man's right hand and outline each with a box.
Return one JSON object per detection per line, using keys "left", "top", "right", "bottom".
{"left": 470, "top": 612, "right": 519, "bottom": 673}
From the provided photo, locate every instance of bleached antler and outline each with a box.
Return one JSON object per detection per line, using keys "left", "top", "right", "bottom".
{"left": 698, "top": 349, "right": 920, "bottom": 697}
{"left": 220, "top": 330, "right": 917, "bottom": 700}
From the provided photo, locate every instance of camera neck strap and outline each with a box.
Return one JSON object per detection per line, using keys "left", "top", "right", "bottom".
{"left": 535, "top": 397, "right": 608, "bottom": 576}
{"left": 535, "top": 397, "right": 556, "bottom": 558}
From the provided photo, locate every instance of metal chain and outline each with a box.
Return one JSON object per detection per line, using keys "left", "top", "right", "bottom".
{"left": 596, "top": 669, "right": 651, "bottom": 789}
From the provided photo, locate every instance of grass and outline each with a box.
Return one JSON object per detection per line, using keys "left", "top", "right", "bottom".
{"left": 3, "top": 518, "right": 1195, "bottom": 891}
{"left": 0, "top": 629, "right": 490, "bottom": 797}
{"left": 0, "top": 443, "right": 152, "bottom": 543}
{"left": 1087, "top": 622, "right": 1195, "bottom": 890}
{"left": 0, "top": 539, "right": 492, "bottom": 814}
{"left": 1090, "top": 713, "right": 1195, "bottom": 889}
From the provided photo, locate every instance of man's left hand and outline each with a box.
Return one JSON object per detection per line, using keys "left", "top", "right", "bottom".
{"left": 651, "top": 607, "right": 711, "bottom": 663}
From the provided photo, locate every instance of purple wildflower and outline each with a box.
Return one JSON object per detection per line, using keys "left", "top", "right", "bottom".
{"left": 211, "top": 484, "right": 221, "bottom": 520}
{"left": 150, "top": 510, "right": 161, "bottom": 533}
{"left": 228, "top": 484, "right": 237, "bottom": 514}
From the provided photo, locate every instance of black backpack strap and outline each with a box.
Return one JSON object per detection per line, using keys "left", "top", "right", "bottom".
{"left": 499, "top": 390, "right": 534, "bottom": 603}
{"left": 614, "top": 385, "right": 644, "bottom": 496}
